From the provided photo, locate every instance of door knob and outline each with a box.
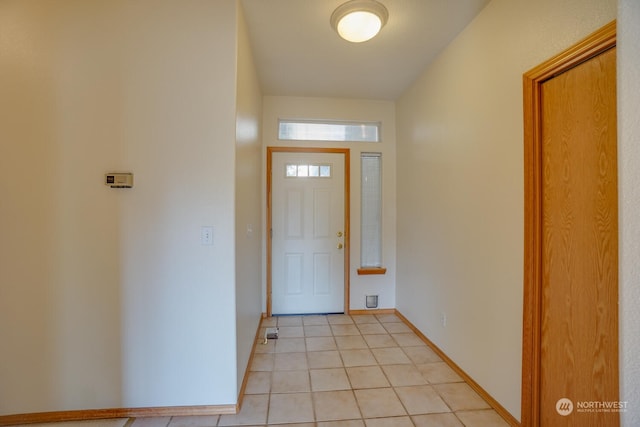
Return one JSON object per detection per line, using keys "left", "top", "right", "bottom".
{"left": 337, "top": 231, "right": 343, "bottom": 237}
{"left": 337, "top": 243, "right": 343, "bottom": 249}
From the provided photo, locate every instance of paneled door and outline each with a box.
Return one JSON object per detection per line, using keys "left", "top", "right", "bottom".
{"left": 270, "top": 150, "right": 347, "bottom": 315}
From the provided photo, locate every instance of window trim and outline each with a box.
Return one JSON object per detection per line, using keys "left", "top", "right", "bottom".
{"left": 357, "top": 267, "right": 387, "bottom": 275}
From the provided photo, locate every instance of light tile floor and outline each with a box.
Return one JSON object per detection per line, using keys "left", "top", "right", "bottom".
{"left": 219, "top": 313, "right": 510, "bottom": 427}
{"left": 9, "top": 314, "right": 510, "bottom": 427}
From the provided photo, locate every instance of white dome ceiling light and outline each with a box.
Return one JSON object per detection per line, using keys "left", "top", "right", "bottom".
{"left": 330, "top": 0, "right": 389, "bottom": 43}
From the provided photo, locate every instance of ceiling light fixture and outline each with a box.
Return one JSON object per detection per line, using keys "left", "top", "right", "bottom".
{"left": 330, "top": 0, "right": 389, "bottom": 43}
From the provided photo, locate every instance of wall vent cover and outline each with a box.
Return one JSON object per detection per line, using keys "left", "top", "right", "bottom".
{"left": 366, "top": 295, "right": 379, "bottom": 309}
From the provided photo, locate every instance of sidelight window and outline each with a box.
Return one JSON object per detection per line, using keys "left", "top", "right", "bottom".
{"left": 360, "top": 152, "right": 383, "bottom": 271}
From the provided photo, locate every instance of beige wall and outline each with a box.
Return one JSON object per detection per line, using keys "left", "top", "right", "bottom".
{"left": 395, "top": 0, "right": 616, "bottom": 420}
{"left": 0, "top": 0, "right": 240, "bottom": 414}
{"left": 262, "top": 96, "right": 397, "bottom": 312}
{"left": 619, "top": 0, "right": 640, "bottom": 424}
{"left": 235, "top": 1, "right": 264, "bottom": 396}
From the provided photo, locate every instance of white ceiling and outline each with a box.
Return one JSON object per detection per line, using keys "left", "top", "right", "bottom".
{"left": 240, "top": 0, "right": 491, "bottom": 100}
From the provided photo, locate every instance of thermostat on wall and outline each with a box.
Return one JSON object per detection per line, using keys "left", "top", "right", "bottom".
{"left": 105, "top": 172, "right": 133, "bottom": 188}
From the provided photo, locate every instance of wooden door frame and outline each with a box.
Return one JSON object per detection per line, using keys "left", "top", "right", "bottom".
{"left": 266, "top": 146, "right": 351, "bottom": 317}
{"left": 521, "top": 21, "right": 617, "bottom": 427}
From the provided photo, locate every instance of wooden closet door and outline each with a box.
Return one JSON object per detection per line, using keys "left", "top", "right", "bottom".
{"left": 538, "top": 46, "right": 618, "bottom": 426}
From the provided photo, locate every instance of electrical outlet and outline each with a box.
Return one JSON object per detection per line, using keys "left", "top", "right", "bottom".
{"left": 440, "top": 313, "right": 447, "bottom": 327}
{"left": 201, "top": 226, "right": 213, "bottom": 245}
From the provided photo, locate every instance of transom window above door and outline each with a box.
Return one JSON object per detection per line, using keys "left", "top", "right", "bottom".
{"left": 278, "top": 119, "right": 380, "bottom": 142}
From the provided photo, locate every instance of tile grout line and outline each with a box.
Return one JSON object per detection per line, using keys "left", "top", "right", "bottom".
{"left": 339, "top": 337, "right": 365, "bottom": 424}
{"left": 304, "top": 329, "right": 316, "bottom": 425}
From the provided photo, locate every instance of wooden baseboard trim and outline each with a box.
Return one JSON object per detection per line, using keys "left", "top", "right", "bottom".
{"left": 0, "top": 404, "right": 237, "bottom": 427}
{"left": 349, "top": 308, "right": 396, "bottom": 315}
{"left": 393, "top": 310, "right": 520, "bottom": 427}
{"left": 236, "top": 316, "right": 265, "bottom": 410}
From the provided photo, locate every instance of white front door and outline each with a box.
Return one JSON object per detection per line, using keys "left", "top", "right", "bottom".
{"left": 271, "top": 151, "right": 345, "bottom": 315}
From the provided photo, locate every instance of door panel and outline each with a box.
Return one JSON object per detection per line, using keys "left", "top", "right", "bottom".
{"left": 313, "top": 253, "right": 331, "bottom": 295}
{"left": 285, "top": 189, "right": 303, "bottom": 239}
{"left": 272, "top": 152, "right": 345, "bottom": 315}
{"left": 284, "top": 253, "right": 303, "bottom": 295}
{"left": 537, "top": 46, "right": 618, "bottom": 426}
{"left": 314, "top": 189, "right": 331, "bottom": 238}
